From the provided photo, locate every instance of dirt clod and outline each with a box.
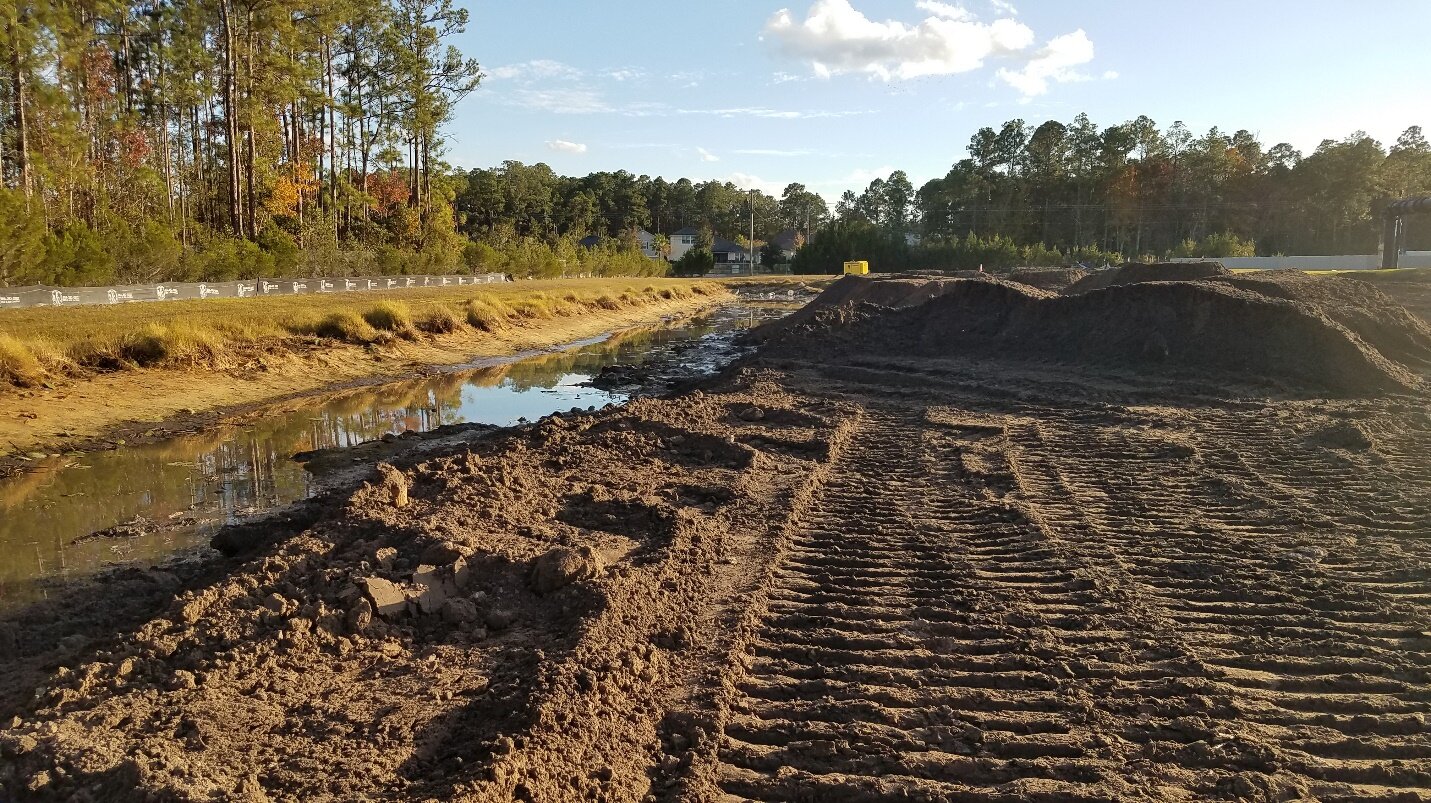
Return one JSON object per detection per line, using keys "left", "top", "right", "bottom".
{"left": 360, "top": 576, "right": 408, "bottom": 618}
{"left": 374, "top": 462, "right": 410, "bottom": 508}
{"left": 530, "top": 546, "right": 603, "bottom": 594}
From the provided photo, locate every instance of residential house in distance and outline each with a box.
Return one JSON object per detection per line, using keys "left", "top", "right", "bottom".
{"left": 768, "top": 228, "right": 806, "bottom": 264}
{"left": 670, "top": 227, "right": 753, "bottom": 270}
{"left": 578, "top": 229, "right": 663, "bottom": 260}
{"left": 668, "top": 226, "right": 701, "bottom": 262}
{"left": 709, "top": 236, "right": 753, "bottom": 274}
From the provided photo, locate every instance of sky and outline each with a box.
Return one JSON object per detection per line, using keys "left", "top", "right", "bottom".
{"left": 449, "top": 0, "right": 1431, "bottom": 200}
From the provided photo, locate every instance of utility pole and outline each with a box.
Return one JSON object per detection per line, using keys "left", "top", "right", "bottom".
{"left": 750, "top": 189, "right": 756, "bottom": 276}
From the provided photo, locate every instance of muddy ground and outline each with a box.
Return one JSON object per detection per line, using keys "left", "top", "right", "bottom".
{"left": 3, "top": 272, "right": 1431, "bottom": 802}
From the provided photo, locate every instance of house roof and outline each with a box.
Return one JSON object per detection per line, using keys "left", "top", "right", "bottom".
{"left": 577, "top": 235, "right": 600, "bottom": 248}
{"left": 711, "top": 237, "right": 748, "bottom": 254}
{"left": 771, "top": 228, "right": 802, "bottom": 250}
{"left": 672, "top": 226, "right": 700, "bottom": 236}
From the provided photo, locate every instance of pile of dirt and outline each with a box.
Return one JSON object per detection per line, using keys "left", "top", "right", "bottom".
{"left": 754, "top": 273, "right": 1000, "bottom": 337}
{"left": 1007, "top": 266, "right": 1089, "bottom": 292}
{"left": 1340, "top": 267, "right": 1431, "bottom": 324}
{"left": 1215, "top": 270, "right": 1431, "bottom": 369}
{"left": 765, "top": 275, "right": 1423, "bottom": 395}
{"left": 0, "top": 371, "right": 855, "bottom": 802}
{"left": 1065, "top": 261, "right": 1231, "bottom": 294}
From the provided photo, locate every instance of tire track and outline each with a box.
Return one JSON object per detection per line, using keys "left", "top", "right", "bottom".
{"left": 710, "top": 408, "right": 1177, "bottom": 801}
{"left": 1006, "top": 404, "right": 1431, "bottom": 801}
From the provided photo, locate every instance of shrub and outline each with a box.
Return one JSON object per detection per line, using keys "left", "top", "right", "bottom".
{"left": 298, "top": 310, "right": 381, "bottom": 344}
{"left": 464, "top": 297, "right": 509, "bottom": 331}
{"left": 362, "top": 301, "right": 415, "bottom": 335}
{"left": 0, "top": 189, "right": 45, "bottom": 286}
{"left": 673, "top": 247, "right": 715, "bottom": 276}
{"left": 0, "top": 334, "right": 45, "bottom": 387}
{"left": 416, "top": 306, "right": 463, "bottom": 334}
{"left": 120, "top": 323, "right": 224, "bottom": 367}
{"left": 256, "top": 225, "right": 302, "bottom": 275}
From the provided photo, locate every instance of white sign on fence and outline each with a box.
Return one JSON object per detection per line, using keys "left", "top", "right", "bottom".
{"left": 0, "top": 273, "right": 509, "bottom": 310}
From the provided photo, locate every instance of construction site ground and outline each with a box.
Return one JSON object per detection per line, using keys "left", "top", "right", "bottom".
{"left": 2, "top": 270, "right": 1430, "bottom": 802}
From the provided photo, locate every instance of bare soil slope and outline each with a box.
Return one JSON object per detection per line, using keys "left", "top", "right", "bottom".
{"left": 4, "top": 277, "right": 1430, "bottom": 802}
{"left": 762, "top": 275, "right": 1428, "bottom": 395}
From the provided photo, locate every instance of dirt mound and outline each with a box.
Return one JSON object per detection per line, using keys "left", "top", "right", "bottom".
{"left": 1337, "top": 268, "right": 1431, "bottom": 325}
{"left": 1066, "top": 261, "right": 1231, "bottom": 295}
{"left": 755, "top": 273, "right": 1013, "bottom": 337}
{"left": 1214, "top": 270, "right": 1431, "bottom": 369}
{"left": 767, "top": 277, "right": 1420, "bottom": 395}
{"left": 0, "top": 372, "right": 857, "bottom": 802}
{"left": 1008, "top": 266, "right": 1089, "bottom": 292}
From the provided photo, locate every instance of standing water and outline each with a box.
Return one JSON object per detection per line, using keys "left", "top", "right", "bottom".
{"left": 0, "top": 300, "right": 799, "bottom": 606}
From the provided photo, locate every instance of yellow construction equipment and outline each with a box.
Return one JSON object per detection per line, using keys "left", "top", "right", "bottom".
{"left": 843, "top": 260, "right": 869, "bottom": 275}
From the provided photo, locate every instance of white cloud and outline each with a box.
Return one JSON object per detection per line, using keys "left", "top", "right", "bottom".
{"left": 842, "top": 166, "right": 899, "bottom": 185}
{"left": 503, "top": 88, "right": 612, "bottom": 114}
{"left": 735, "top": 148, "right": 815, "bottom": 156}
{"left": 676, "top": 106, "right": 867, "bottom": 120}
{"left": 697, "top": 147, "right": 720, "bottom": 162}
{"left": 726, "top": 172, "right": 785, "bottom": 195}
{"left": 765, "top": 0, "right": 1040, "bottom": 81}
{"left": 914, "top": 1, "right": 973, "bottom": 21}
{"left": 764, "top": 0, "right": 1103, "bottom": 94}
{"left": 490, "top": 89, "right": 864, "bottom": 121}
{"left": 995, "top": 29, "right": 1095, "bottom": 97}
{"left": 489, "top": 59, "right": 583, "bottom": 82}
{"left": 1102, "top": 69, "right": 1119, "bottom": 80}
{"left": 546, "top": 139, "right": 588, "bottom": 154}
{"left": 603, "top": 67, "right": 645, "bottom": 82}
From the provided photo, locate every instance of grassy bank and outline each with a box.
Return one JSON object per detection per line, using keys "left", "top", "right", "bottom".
{"left": 0, "top": 279, "right": 724, "bottom": 389}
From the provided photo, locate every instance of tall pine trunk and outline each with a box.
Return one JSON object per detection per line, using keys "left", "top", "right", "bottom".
{"left": 219, "top": 0, "right": 242, "bottom": 236}
{"left": 8, "top": 16, "right": 32, "bottom": 204}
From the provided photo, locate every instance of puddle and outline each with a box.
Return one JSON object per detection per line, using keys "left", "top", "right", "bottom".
{"left": 0, "top": 301, "right": 798, "bottom": 606}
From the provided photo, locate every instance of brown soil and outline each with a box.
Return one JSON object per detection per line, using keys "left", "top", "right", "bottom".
{"left": 760, "top": 274, "right": 1430, "bottom": 395}
{"left": 1347, "top": 269, "right": 1431, "bottom": 324}
{"left": 1007, "top": 266, "right": 1090, "bottom": 292}
{"left": 1066, "top": 261, "right": 1233, "bottom": 295}
{"left": 0, "top": 292, "right": 727, "bottom": 478}
{"left": 4, "top": 277, "right": 1431, "bottom": 802}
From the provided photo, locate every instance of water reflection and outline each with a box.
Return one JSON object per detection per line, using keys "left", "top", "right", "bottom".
{"left": 0, "top": 303, "right": 789, "bottom": 605}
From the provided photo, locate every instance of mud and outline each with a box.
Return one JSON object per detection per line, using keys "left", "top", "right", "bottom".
{"left": 4, "top": 276, "right": 1431, "bottom": 802}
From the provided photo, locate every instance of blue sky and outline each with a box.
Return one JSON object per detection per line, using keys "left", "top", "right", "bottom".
{"left": 449, "top": 0, "right": 1431, "bottom": 200}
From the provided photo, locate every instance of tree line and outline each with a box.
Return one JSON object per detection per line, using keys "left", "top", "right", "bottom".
{"left": 796, "top": 115, "right": 1431, "bottom": 273}
{"left": 4, "top": 4, "right": 1428, "bottom": 292}
{"left": 1, "top": 0, "right": 483, "bottom": 287}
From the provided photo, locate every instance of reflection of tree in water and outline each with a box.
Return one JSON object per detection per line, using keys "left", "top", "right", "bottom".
{"left": 1, "top": 306, "right": 776, "bottom": 596}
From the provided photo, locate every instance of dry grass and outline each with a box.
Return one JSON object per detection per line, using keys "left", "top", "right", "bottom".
{"left": 362, "top": 301, "right": 416, "bottom": 336}
{"left": 0, "top": 334, "right": 46, "bottom": 387}
{"left": 416, "top": 306, "right": 463, "bottom": 334}
{"left": 0, "top": 279, "right": 726, "bottom": 389}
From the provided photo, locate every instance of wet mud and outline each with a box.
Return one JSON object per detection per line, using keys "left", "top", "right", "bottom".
{"left": 3, "top": 272, "right": 1431, "bottom": 802}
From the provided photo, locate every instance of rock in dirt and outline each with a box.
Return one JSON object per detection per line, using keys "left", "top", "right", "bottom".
{"left": 360, "top": 577, "right": 408, "bottom": 618}
{"left": 420, "top": 540, "right": 467, "bottom": 565}
{"left": 345, "top": 598, "right": 374, "bottom": 632}
{"left": 530, "top": 546, "right": 604, "bottom": 594}
{"left": 374, "top": 463, "right": 410, "bottom": 508}
{"left": 484, "top": 608, "right": 516, "bottom": 630}
{"left": 441, "top": 598, "right": 479, "bottom": 624}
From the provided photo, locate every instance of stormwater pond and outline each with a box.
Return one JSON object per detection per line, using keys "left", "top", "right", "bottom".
{"left": 0, "top": 299, "right": 799, "bottom": 607}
